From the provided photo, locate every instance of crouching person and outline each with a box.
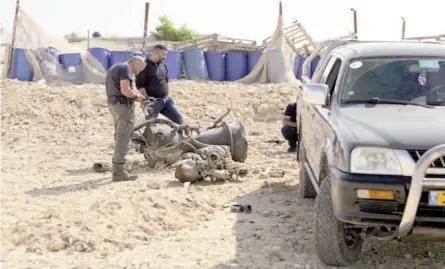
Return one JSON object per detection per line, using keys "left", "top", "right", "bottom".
{"left": 281, "top": 102, "right": 299, "bottom": 153}
{"left": 106, "top": 56, "right": 146, "bottom": 181}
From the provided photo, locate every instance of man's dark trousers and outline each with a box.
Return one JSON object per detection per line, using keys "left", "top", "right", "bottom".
{"left": 281, "top": 126, "right": 298, "bottom": 147}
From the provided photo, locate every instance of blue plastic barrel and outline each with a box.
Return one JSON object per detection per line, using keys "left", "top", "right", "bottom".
{"left": 247, "top": 52, "right": 262, "bottom": 74}
{"left": 310, "top": 56, "right": 320, "bottom": 78}
{"left": 182, "top": 48, "right": 208, "bottom": 80}
{"left": 59, "top": 53, "right": 83, "bottom": 82}
{"left": 46, "top": 47, "right": 58, "bottom": 57}
{"left": 87, "top": 47, "right": 110, "bottom": 70}
{"left": 133, "top": 51, "right": 151, "bottom": 59}
{"left": 59, "top": 53, "right": 82, "bottom": 69}
{"left": 205, "top": 51, "right": 225, "bottom": 81}
{"left": 225, "top": 52, "right": 248, "bottom": 81}
{"left": 164, "top": 50, "right": 182, "bottom": 80}
{"left": 11, "top": 48, "right": 33, "bottom": 81}
{"left": 109, "top": 51, "right": 133, "bottom": 66}
{"left": 294, "top": 56, "right": 307, "bottom": 80}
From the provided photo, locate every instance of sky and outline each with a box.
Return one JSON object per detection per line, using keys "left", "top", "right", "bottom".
{"left": 0, "top": 0, "right": 444, "bottom": 44}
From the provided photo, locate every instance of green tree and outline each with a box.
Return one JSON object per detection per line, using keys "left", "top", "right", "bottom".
{"left": 92, "top": 31, "right": 102, "bottom": 38}
{"left": 64, "top": 32, "right": 86, "bottom": 43}
{"left": 150, "top": 16, "right": 197, "bottom": 42}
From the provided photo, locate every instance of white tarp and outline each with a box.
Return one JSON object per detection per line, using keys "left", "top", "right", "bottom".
{"left": 9, "top": 7, "right": 106, "bottom": 84}
{"left": 237, "top": 13, "right": 299, "bottom": 84}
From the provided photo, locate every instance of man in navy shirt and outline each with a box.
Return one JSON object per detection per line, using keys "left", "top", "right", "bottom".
{"left": 136, "top": 44, "right": 184, "bottom": 125}
{"left": 281, "top": 102, "right": 298, "bottom": 152}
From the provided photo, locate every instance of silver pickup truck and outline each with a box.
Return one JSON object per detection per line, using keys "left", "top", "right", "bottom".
{"left": 295, "top": 40, "right": 445, "bottom": 266}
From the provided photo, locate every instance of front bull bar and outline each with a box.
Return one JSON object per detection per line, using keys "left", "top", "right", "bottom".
{"left": 397, "top": 144, "right": 445, "bottom": 238}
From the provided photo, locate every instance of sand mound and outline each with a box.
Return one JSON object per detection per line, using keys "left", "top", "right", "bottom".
{"left": 1, "top": 80, "right": 297, "bottom": 125}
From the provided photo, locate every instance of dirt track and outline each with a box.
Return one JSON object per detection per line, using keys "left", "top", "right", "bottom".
{"left": 1, "top": 80, "right": 444, "bottom": 269}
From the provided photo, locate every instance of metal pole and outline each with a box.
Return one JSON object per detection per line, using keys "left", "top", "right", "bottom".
{"left": 0, "top": 23, "right": 4, "bottom": 43}
{"left": 141, "top": 2, "right": 150, "bottom": 59}
{"left": 87, "top": 29, "right": 90, "bottom": 49}
{"left": 397, "top": 144, "right": 445, "bottom": 238}
{"left": 350, "top": 8, "right": 358, "bottom": 39}
{"left": 401, "top": 17, "right": 406, "bottom": 39}
{"left": 7, "top": 0, "right": 20, "bottom": 78}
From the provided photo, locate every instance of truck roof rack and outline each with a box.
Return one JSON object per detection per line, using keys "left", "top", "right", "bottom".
{"left": 301, "top": 38, "right": 359, "bottom": 83}
{"left": 402, "top": 34, "right": 445, "bottom": 42}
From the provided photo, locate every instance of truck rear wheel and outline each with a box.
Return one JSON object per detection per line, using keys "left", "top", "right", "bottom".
{"left": 314, "top": 178, "right": 363, "bottom": 266}
{"left": 298, "top": 140, "right": 317, "bottom": 199}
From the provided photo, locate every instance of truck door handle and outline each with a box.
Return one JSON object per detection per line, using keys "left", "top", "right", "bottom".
{"left": 311, "top": 113, "right": 315, "bottom": 118}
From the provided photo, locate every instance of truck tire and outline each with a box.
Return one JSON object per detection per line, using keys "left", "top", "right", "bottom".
{"left": 314, "top": 179, "right": 363, "bottom": 266}
{"left": 298, "top": 140, "right": 317, "bottom": 199}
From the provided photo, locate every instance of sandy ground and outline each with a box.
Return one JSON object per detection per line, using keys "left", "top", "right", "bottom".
{"left": 1, "top": 79, "right": 444, "bottom": 269}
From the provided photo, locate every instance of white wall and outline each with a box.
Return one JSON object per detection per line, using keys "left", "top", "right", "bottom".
{"left": 0, "top": 43, "right": 10, "bottom": 79}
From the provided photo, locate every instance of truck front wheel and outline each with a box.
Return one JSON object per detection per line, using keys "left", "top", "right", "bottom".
{"left": 314, "top": 178, "right": 363, "bottom": 266}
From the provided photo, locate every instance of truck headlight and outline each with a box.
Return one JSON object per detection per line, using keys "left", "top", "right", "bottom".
{"left": 350, "top": 147, "right": 402, "bottom": 175}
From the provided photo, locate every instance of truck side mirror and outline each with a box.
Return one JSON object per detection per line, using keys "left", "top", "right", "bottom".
{"left": 302, "top": 83, "right": 329, "bottom": 106}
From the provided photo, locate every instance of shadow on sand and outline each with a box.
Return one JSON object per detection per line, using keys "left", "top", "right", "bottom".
{"left": 165, "top": 179, "right": 245, "bottom": 189}
{"left": 27, "top": 161, "right": 176, "bottom": 197}
{"left": 210, "top": 182, "right": 445, "bottom": 269}
{"left": 65, "top": 162, "right": 151, "bottom": 176}
{"left": 25, "top": 177, "right": 112, "bottom": 197}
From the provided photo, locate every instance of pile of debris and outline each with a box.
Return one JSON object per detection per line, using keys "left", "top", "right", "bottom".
{"left": 95, "top": 109, "right": 250, "bottom": 184}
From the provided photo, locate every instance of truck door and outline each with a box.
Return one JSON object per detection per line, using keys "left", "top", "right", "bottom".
{"left": 305, "top": 56, "right": 342, "bottom": 176}
{"left": 301, "top": 55, "right": 332, "bottom": 154}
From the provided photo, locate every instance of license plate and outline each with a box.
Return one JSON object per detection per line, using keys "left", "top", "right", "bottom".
{"left": 428, "top": 190, "right": 445, "bottom": 206}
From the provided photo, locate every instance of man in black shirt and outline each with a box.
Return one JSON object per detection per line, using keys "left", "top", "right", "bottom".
{"left": 281, "top": 102, "right": 299, "bottom": 152}
{"left": 136, "top": 44, "right": 184, "bottom": 125}
{"left": 106, "top": 56, "right": 146, "bottom": 181}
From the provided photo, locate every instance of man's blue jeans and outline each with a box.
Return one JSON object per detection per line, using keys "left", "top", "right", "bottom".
{"left": 150, "top": 96, "right": 184, "bottom": 125}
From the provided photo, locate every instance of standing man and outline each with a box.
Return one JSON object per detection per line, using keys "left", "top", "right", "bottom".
{"left": 281, "top": 102, "right": 299, "bottom": 152}
{"left": 106, "top": 56, "right": 146, "bottom": 182}
{"left": 136, "top": 44, "right": 184, "bottom": 125}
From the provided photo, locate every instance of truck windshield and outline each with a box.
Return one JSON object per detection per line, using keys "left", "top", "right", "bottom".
{"left": 340, "top": 58, "right": 445, "bottom": 106}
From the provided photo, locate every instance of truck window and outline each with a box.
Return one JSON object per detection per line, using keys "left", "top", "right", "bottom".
{"left": 320, "top": 57, "right": 342, "bottom": 101}
{"left": 341, "top": 58, "right": 445, "bottom": 106}
{"left": 319, "top": 57, "right": 337, "bottom": 84}
{"left": 325, "top": 59, "right": 342, "bottom": 94}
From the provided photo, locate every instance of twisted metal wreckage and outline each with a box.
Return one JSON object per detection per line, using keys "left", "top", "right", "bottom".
{"left": 110, "top": 99, "right": 249, "bottom": 183}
